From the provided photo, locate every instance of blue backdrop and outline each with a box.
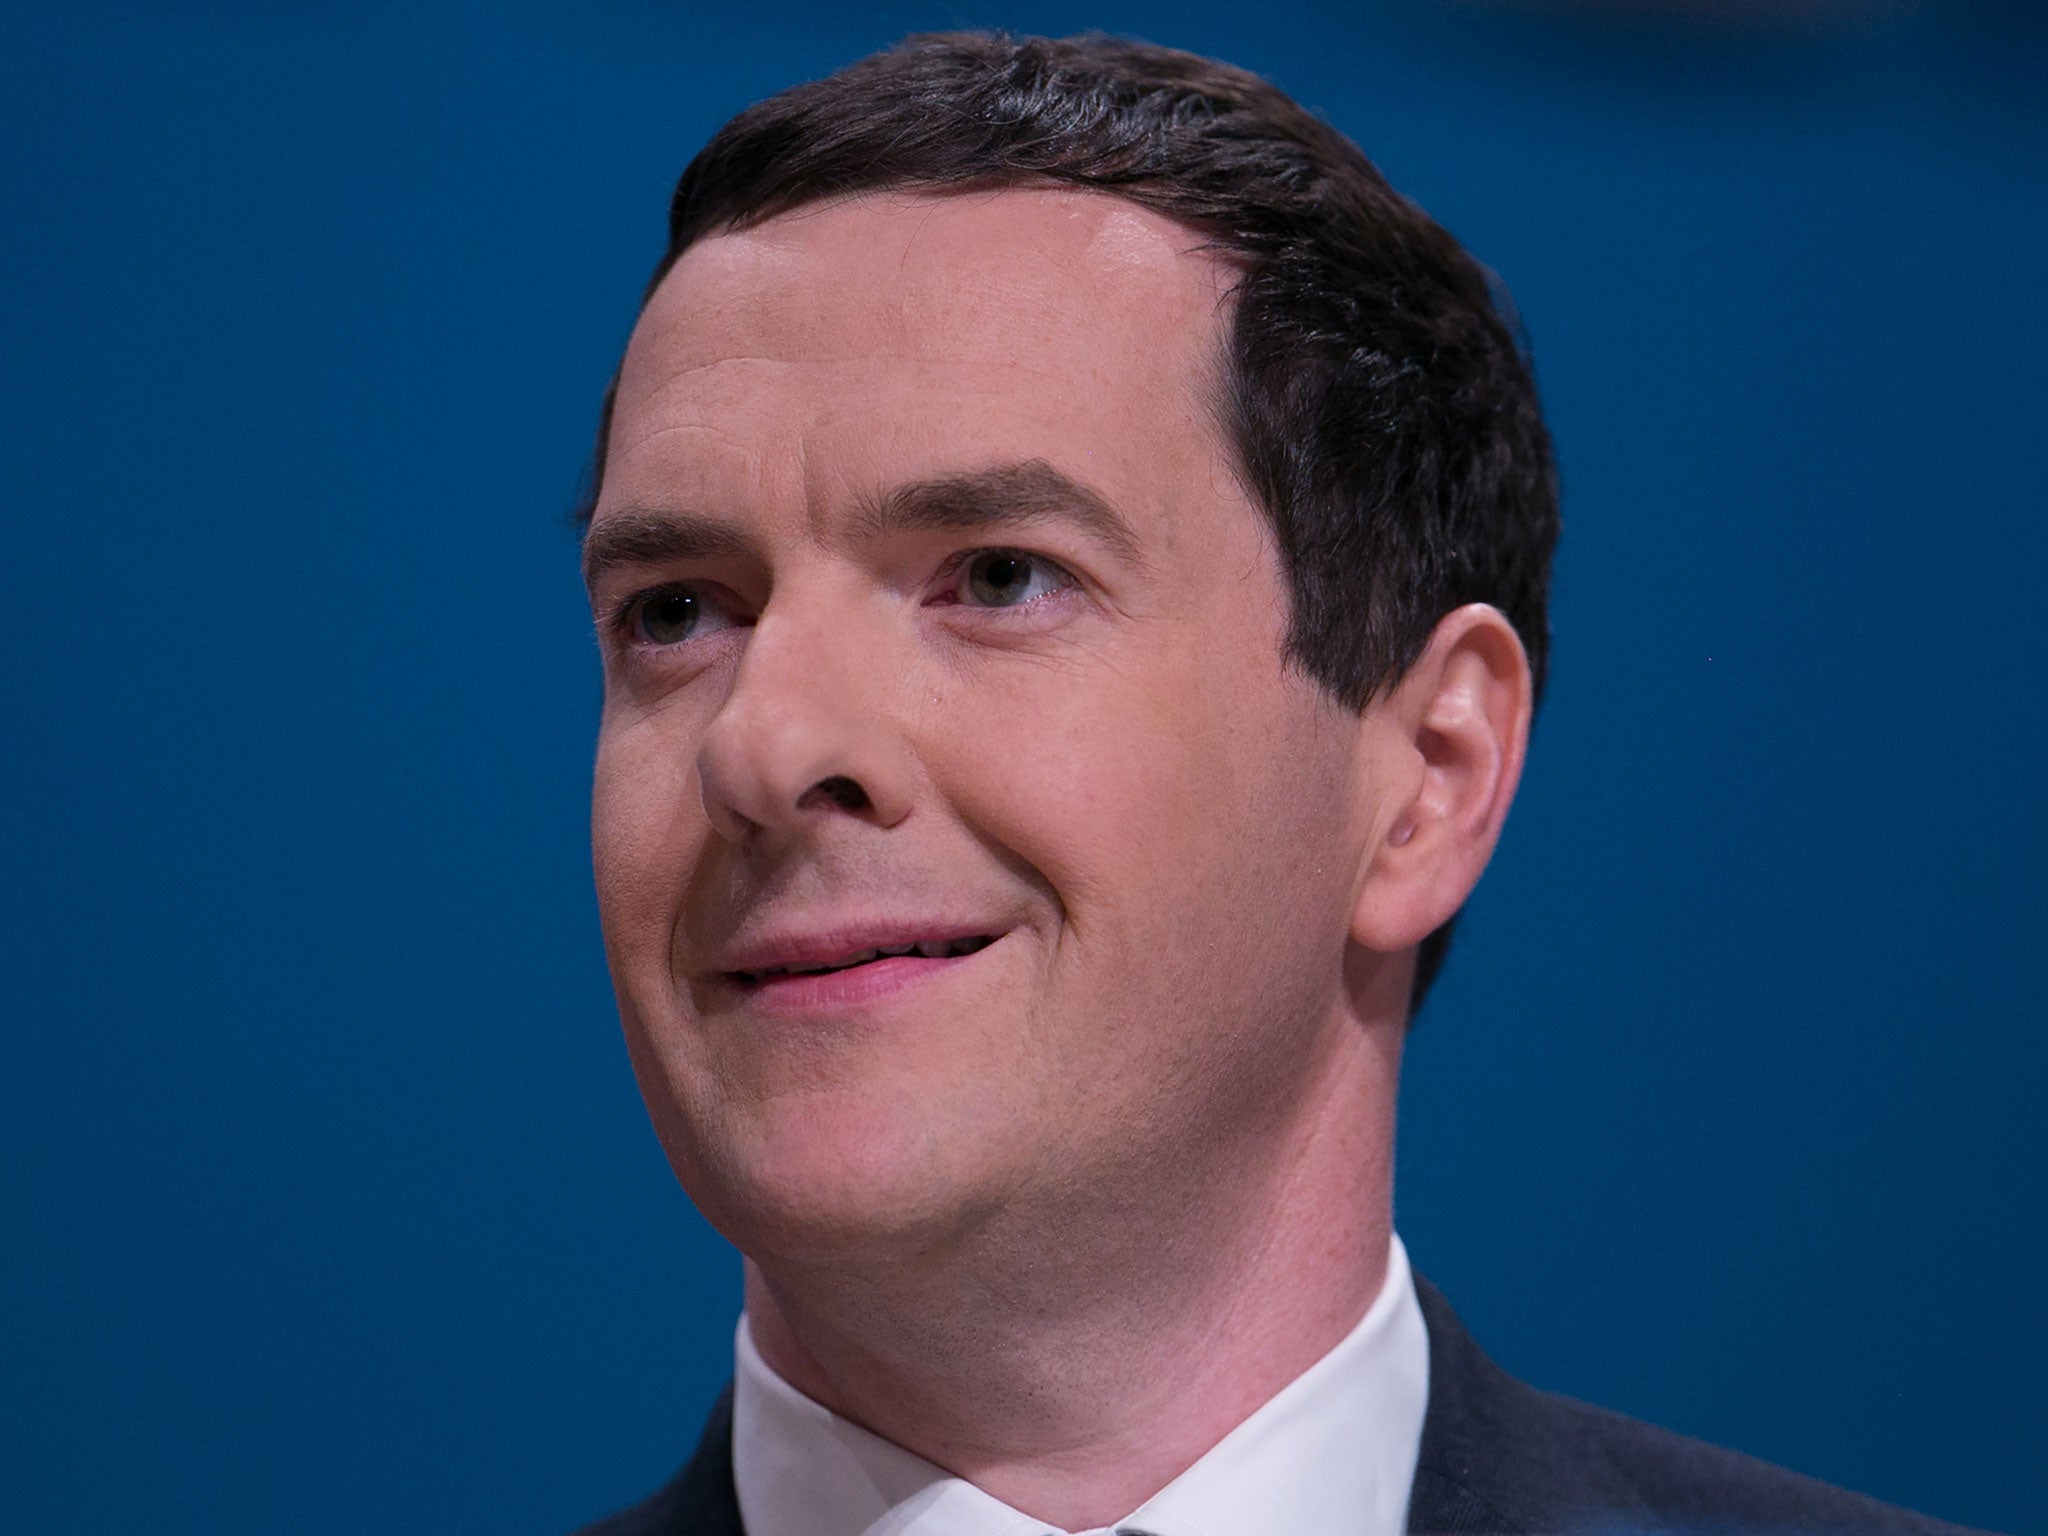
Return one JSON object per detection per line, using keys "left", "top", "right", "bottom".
{"left": 3, "top": 2, "right": 2041, "bottom": 1532}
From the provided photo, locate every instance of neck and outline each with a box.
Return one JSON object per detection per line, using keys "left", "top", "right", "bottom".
{"left": 741, "top": 1005, "right": 1404, "bottom": 1531}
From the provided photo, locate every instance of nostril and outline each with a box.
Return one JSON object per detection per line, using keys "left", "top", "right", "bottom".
{"left": 808, "top": 775, "right": 871, "bottom": 813}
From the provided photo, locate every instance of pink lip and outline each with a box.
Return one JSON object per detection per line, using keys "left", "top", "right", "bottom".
{"left": 731, "top": 950, "right": 983, "bottom": 1013}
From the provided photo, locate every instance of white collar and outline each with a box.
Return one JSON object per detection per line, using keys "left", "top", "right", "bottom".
{"left": 732, "top": 1234, "right": 1429, "bottom": 1536}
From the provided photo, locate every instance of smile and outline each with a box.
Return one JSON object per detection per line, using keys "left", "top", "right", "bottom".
{"left": 731, "top": 934, "right": 995, "bottom": 984}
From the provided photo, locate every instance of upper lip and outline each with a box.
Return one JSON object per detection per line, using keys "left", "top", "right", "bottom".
{"left": 713, "top": 922, "right": 1002, "bottom": 979}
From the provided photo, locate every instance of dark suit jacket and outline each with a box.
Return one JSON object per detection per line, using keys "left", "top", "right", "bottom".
{"left": 576, "top": 1275, "right": 1993, "bottom": 1535}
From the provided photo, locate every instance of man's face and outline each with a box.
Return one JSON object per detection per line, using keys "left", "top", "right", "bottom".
{"left": 589, "top": 189, "right": 1382, "bottom": 1262}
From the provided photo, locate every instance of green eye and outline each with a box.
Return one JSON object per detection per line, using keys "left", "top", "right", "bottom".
{"left": 962, "top": 550, "right": 1071, "bottom": 607}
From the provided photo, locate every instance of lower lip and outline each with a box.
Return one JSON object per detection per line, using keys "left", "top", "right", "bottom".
{"left": 730, "top": 951, "right": 982, "bottom": 1013}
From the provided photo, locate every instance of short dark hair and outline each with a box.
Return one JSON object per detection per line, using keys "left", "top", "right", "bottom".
{"left": 578, "top": 31, "right": 1559, "bottom": 1014}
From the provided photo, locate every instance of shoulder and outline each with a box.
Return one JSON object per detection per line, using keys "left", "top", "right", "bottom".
{"left": 1408, "top": 1275, "right": 1997, "bottom": 1536}
{"left": 568, "top": 1384, "right": 741, "bottom": 1536}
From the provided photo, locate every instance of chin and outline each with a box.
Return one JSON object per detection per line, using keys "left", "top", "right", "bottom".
{"left": 664, "top": 1081, "right": 997, "bottom": 1266}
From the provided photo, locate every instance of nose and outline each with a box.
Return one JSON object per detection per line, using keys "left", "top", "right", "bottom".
{"left": 696, "top": 606, "right": 915, "bottom": 844}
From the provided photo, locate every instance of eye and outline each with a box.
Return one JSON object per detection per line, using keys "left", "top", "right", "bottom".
{"left": 952, "top": 549, "right": 1076, "bottom": 608}
{"left": 622, "top": 583, "right": 746, "bottom": 646}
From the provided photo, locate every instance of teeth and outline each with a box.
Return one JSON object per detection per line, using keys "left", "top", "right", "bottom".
{"left": 744, "top": 935, "right": 996, "bottom": 982}
{"left": 779, "top": 948, "right": 878, "bottom": 975}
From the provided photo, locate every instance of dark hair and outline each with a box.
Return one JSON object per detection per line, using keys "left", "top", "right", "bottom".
{"left": 578, "top": 31, "right": 1559, "bottom": 1015}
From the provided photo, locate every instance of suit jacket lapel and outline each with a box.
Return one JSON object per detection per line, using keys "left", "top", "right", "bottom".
{"left": 574, "top": 1384, "right": 743, "bottom": 1536}
{"left": 1406, "top": 1275, "right": 1537, "bottom": 1535}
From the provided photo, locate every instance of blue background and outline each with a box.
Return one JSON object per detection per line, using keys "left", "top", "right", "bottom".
{"left": 3, "top": 2, "right": 2042, "bottom": 1531}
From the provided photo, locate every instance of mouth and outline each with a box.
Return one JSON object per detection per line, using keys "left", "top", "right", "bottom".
{"left": 728, "top": 934, "right": 997, "bottom": 987}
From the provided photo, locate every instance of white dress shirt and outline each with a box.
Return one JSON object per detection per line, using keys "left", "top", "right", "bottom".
{"left": 731, "top": 1233, "right": 1430, "bottom": 1536}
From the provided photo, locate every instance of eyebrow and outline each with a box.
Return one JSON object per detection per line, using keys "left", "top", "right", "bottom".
{"left": 581, "top": 509, "right": 757, "bottom": 591}
{"left": 853, "top": 460, "right": 1147, "bottom": 569}
{"left": 582, "top": 459, "right": 1145, "bottom": 592}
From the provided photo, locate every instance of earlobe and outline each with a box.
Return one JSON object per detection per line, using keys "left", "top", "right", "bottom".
{"left": 1349, "top": 604, "right": 1532, "bottom": 954}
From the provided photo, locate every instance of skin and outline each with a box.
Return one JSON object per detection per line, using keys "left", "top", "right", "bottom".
{"left": 587, "top": 187, "right": 1532, "bottom": 1528}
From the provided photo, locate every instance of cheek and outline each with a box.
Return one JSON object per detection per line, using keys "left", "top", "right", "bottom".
{"left": 919, "top": 635, "right": 1326, "bottom": 954}
{"left": 918, "top": 677, "right": 1179, "bottom": 915}
{"left": 591, "top": 710, "right": 706, "bottom": 969}
{"left": 591, "top": 713, "right": 736, "bottom": 1199}
{"left": 918, "top": 638, "right": 1356, "bottom": 1066}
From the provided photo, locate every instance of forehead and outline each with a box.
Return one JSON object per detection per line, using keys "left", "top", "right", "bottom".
{"left": 603, "top": 188, "right": 1241, "bottom": 516}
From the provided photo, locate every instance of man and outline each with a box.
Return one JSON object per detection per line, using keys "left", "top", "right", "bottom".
{"left": 571, "top": 31, "right": 1986, "bottom": 1536}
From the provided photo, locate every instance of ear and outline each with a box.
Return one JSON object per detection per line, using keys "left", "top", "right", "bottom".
{"left": 1349, "top": 603, "right": 1533, "bottom": 954}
